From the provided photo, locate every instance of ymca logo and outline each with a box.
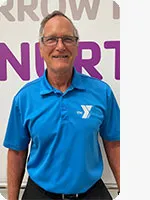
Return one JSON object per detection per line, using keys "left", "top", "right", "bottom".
{"left": 79, "top": 105, "right": 93, "bottom": 119}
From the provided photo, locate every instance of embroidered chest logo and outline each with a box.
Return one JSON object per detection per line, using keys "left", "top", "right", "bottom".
{"left": 77, "top": 105, "right": 93, "bottom": 119}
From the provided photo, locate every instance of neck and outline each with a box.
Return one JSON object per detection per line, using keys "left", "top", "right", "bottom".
{"left": 47, "top": 68, "right": 73, "bottom": 92}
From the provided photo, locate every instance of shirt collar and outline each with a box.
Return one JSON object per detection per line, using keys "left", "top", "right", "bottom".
{"left": 40, "top": 68, "right": 85, "bottom": 96}
{"left": 40, "top": 70, "right": 53, "bottom": 95}
{"left": 71, "top": 68, "right": 85, "bottom": 90}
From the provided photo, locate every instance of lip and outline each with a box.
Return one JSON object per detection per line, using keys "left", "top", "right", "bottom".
{"left": 52, "top": 55, "right": 69, "bottom": 58}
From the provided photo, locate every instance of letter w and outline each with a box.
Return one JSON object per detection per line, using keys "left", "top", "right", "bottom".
{"left": 69, "top": 0, "right": 100, "bottom": 20}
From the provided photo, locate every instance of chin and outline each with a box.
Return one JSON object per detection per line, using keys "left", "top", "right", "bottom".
{"left": 52, "top": 65, "right": 72, "bottom": 73}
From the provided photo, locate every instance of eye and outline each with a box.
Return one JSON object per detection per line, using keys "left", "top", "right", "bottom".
{"left": 63, "top": 36, "right": 74, "bottom": 43}
{"left": 45, "top": 37, "right": 57, "bottom": 43}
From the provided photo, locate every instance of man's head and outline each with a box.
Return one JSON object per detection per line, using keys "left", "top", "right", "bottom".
{"left": 39, "top": 11, "right": 79, "bottom": 74}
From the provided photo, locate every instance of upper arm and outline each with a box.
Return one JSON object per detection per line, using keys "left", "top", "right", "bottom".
{"left": 99, "top": 86, "right": 120, "bottom": 141}
{"left": 3, "top": 97, "right": 30, "bottom": 151}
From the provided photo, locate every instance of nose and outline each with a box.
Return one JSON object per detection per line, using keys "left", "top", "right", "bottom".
{"left": 56, "top": 38, "right": 65, "bottom": 51}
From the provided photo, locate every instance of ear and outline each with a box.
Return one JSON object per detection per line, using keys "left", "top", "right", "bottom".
{"left": 39, "top": 42, "right": 44, "bottom": 58}
{"left": 75, "top": 46, "right": 78, "bottom": 57}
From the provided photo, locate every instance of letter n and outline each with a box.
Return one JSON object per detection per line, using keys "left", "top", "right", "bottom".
{"left": 0, "top": 43, "right": 30, "bottom": 81}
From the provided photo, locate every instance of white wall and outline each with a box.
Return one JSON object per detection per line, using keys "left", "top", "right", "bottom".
{"left": 0, "top": 0, "right": 120, "bottom": 186}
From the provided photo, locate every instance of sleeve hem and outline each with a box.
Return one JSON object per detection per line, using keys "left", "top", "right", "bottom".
{"left": 101, "top": 136, "right": 120, "bottom": 141}
{"left": 3, "top": 142, "right": 28, "bottom": 151}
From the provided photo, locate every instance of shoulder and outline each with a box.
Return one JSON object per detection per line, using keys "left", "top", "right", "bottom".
{"left": 14, "top": 77, "right": 42, "bottom": 102}
{"left": 79, "top": 72, "right": 111, "bottom": 92}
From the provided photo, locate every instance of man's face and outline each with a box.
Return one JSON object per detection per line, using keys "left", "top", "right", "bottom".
{"left": 39, "top": 16, "right": 78, "bottom": 74}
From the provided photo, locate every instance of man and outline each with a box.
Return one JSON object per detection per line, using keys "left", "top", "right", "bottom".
{"left": 3, "top": 11, "right": 120, "bottom": 200}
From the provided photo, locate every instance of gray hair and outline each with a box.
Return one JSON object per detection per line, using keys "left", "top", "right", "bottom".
{"left": 39, "top": 10, "right": 79, "bottom": 40}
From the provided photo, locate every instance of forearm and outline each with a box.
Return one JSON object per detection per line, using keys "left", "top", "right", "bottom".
{"left": 7, "top": 149, "right": 28, "bottom": 200}
{"left": 103, "top": 140, "right": 120, "bottom": 190}
{"left": 108, "top": 153, "right": 120, "bottom": 190}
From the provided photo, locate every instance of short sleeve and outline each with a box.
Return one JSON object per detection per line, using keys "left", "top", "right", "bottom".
{"left": 99, "top": 86, "right": 120, "bottom": 141}
{"left": 3, "top": 97, "right": 30, "bottom": 151}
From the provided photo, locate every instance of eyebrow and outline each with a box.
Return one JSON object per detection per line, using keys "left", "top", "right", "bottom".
{"left": 43, "top": 34, "right": 74, "bottom": 38}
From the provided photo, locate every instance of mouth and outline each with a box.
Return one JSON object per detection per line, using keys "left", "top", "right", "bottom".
{"left": 52, "top": 55, "right": 69, "bottom": 59}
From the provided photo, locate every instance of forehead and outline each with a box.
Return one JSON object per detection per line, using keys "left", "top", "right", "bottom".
{"left": 43, "top": 16, "right": 74, "bottom": 36}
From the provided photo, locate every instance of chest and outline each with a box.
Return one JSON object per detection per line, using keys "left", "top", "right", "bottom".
{"left": 23, "top": 92, "right": 105, "bottom": 141}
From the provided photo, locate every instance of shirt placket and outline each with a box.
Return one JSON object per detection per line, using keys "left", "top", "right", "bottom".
{"left": 60, "top": 95, "right": 69, "bottom": 122}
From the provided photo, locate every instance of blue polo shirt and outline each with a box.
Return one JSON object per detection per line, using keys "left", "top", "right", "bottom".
{"left": 3, "top": 68, "right": 120, "bottom": 194}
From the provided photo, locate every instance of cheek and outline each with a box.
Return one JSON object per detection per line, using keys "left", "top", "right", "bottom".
{"left": 39, "top": 44, "right": 53, "bottom": 58}
{"left": 40, "top": 48, "right": 52, "bottom": 59}
{"left": 71, "top": 47, "right": 78, "bottom": 58}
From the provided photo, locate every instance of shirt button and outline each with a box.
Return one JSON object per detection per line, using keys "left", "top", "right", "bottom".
{"left": 56, "top": 93, "right": 62, "bottom": 97}
{"left": 61, "top": 104, "right": 66, "bottom": 110}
